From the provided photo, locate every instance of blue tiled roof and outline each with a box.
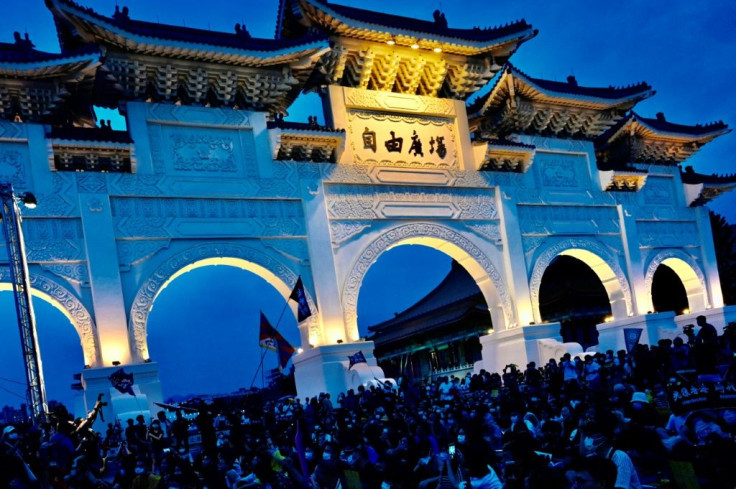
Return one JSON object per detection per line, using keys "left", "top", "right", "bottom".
{"left": 681, "top": 167, "right": 736, "bottom": 185}
{"left": 468, "top": 63, "right": 653, "bottom": 114}
{"left": 597, "top": 112, "right": 730, "bottom": 144}
{"left": 0, "top": 41, "right": 97, "bottom": 64}
{"left": 318, "top": 0, "right": 534, "bottom": 42}
{"left": 50, "top": 0, "right": 327, "bottom": 53}
{"left": 369, "top": 260, "right": 482, "bottom": 332}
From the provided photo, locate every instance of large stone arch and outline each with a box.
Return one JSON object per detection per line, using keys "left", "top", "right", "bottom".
{"left": 341, "top": 222, "right": 513, "bottom": 341}
{"left": 128, "top": 243, "right": 317, "bottom": 361}
{"left": 0, "top": 269, "right": 100, "bottom": 367}
{"left": 529, "top": 238, "right": 633, "bottom": 323}
{"left": 644, "top": 249, "right": 708, "bottom": 312}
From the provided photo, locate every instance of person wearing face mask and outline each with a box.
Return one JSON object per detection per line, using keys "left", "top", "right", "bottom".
{"left": 1, "top": 425, "right": 38, "bottom": 489}
{"left": 581, "top": 419, "right": 641, "bottom": 489}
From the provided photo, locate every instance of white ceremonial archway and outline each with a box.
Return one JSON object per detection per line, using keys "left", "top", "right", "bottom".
{"left": 341, "top": 222, "right": 513, "bottom": 341}
{"left": 644, "top": 249, "right": 708, "bottom": 312}
{"left": 0, "top": 269, "right": 100, "bottom": 367}
{"left": 529, "top": 238, "right": 633, "bottom": 323}
{"left": 128, "top": 243, "right": 317, "bottom": 361}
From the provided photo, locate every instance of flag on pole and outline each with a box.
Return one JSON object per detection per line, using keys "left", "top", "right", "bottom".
{"left": 109, "top": 368, "right": 135, "bottom": 396}
{"left": 623, "top": 328, "right": 643, "bottom": 354}
{"left": 294, "top": 419, "right": 309, "bottom": 484}
{"left": 348, "top": 351, "right": 367, "bottom": 370}
{"left": 259, "top": 311, "right": 296, "bottom": 370}
{"left": 289, "top": 277, "right": 313, "bottom": 322}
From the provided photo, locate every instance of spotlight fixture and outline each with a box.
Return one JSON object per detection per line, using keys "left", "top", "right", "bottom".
{"left": 411, "top": 43, "right": 419, "bottom": 49}
{"left": 112, "top": 361, "right": 121, "bottom": 366}
{"left": 297, "top": 348, "right": 304, "bottom": 354}
{"left": 433, "top": 47, "right": 442, "bottom": 53}
{"left": 386, "top": 39, "right": 395, "bottom": 46}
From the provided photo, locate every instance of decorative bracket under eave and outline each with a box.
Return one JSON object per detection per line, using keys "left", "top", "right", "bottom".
{"left": 473, "top": 139, "right": 535, "bottom": 173}
{"left": 684, "top": 182, "right": 736, "bottom": 207}
{"left": 599, "top": 169, "right": 648, "bottom": 192}
{"left": 268, "top": 126, "right": 346, "bottom": 163}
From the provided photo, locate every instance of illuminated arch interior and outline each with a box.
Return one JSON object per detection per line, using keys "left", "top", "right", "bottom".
{"left": 659, "top": 257, "right": 706, "bottom": 312}
{"left": 152, "top": 257, "right": 293, "bottom": 309}
{"left": 557, "top": 249, "right": 628, "bottom": 320}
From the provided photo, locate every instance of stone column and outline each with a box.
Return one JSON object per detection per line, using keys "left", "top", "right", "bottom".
{"left": 696, "top": 207, "right": 723, "bottom": 309}
{"left": 617, "top": 204, "right": 648, "bottom": 315}
{"left": 496, "top": 190, "right": 532, "bottom": 327}
{"left": 77, "top": 180, "right": 132, "bottom": 366}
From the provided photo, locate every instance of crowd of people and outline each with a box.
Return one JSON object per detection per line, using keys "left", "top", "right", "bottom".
{"left": 3, "top": 316, "right": 736, "bottom": 489}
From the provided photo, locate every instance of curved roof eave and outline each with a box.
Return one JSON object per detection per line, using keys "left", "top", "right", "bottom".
{"left": 49, "top": 0, "right": 330, "bottom": 65}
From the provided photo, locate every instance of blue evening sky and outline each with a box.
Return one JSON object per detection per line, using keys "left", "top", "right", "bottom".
{"left": 0, "top": 0, "right": 734, "bottom": 409}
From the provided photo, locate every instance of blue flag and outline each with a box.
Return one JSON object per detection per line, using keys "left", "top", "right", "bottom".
{"left": 109, "top": 368, "right": 135, "bottom": 396}
{"left": 289, "top": 277, "right": 312, "bottom": 322}
{"left": 623, "top": 328, "right": 643, "bottom": 354}
{"left": 348, "top": 351, "right": 367, "bottom": 370}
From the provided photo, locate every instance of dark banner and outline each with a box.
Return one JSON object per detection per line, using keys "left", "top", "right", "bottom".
{"left": 667, "top": 381, "right": 736, "bottom": 415}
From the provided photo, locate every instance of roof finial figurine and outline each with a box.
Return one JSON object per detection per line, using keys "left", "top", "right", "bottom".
{"left": 433, "top": 9, "right": 448, "bottom": 28}
{"left": 114, "top": 6, "right": 130, "bottom": 21}
{"left": 567, "top": 75, "right": 578, "bottom": 87}
{"left": 234, "top": 23, "right": 251, "bottom": 39}
{"left": 656, "top": 112, "right": 666, "bottom": 122}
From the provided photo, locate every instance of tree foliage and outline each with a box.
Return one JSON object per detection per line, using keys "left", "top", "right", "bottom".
{"left": 710, "top": 211, "right": 736, "bottom": 305}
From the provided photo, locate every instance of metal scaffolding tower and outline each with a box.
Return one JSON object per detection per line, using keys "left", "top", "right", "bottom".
{"left": 0, "top": 182, "right": 46, "bottom": 422}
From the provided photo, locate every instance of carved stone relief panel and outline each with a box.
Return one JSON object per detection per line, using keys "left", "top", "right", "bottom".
{"left": 642, "top": 177, "right": 675, "bottom": 206}
{"left": 117, "top": 239, "right": 172, "bottom": 269}
{"left": 23, "top": 173, "right": 78, "bottom": 217}
{"left": 636, "top": 220, "right": 700, "bottom": 248}
{"left": 325, "top": 184, "right": 497, "bottom": 220}
{"left": 535, "top": 154, "right": 584, "bottom": 189}
{"left": 0, "top": 144, "right": 28, "bottom": 188}
{"left": 111, "top": 197, "right": 306, "bottom": 238}
{"left": 517, "top": 204, "right": 620, "bottom": 236}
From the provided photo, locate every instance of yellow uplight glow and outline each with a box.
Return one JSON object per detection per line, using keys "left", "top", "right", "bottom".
{"left": 433, "top": 47, "right": 442, "bottom": 53}
{"left": 411, "top": 43, "right": 419, "bottom": 49}
{"left": 603, "top": 315, "right": 614, "bottom": 323}
{"left": 386, "top": 39, "right": 395, "bottom": 46}
{"left": 682, "top": 308, "right": 690, "bottom": 315}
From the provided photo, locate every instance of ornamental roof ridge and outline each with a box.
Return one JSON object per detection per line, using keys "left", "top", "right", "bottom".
{"left": 468, "top": 62, "right": 654, "bottom": 116}
{"left": 280, "top": 0, "right": 536, "bottom": 54}
{"left": 598, "top": 111, "right": 731, "bottom": 145}
{"left": 681, "top": 166, "right": 736, "bottom": 185}
{"left": 47, "top": 0, "right": 329, "bottom": 56}
{"left": 0, "top": 40, "right": 98, "bottom": 65}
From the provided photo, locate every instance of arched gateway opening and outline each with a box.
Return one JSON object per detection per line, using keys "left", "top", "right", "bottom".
{"left": 645, "top": 252, "right": 708, "bottom": 314}
{"left": 146, "top": 259, "right": 301, "bottom": 400}
{"left": 539, "top": 255, "right": 612, "bottom": 349}
{"left": 0, "top": 290, "right": 85, "bottom": 411}
{"left": 358, "top": 245, "right": 492, "bottom": 379}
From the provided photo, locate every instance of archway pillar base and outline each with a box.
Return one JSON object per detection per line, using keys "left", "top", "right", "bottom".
{"left": 479, "top": 324, "right": 577, "bottom": 374}
{"left": 79, "top": 362, "right": 163, "bottom": 429}
{"left": 293, "top": 342, "right": 385, "bottom": 400}
{"left": 595, "top": 313, "right": 678, "bottom": 353}
{"left": 673, "top": 305, "right": 736, "bottom": 335}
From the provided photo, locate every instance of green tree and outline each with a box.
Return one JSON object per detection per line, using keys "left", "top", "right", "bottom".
{"left": 710, "top": 211, "right": 736, "bottom": 304}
